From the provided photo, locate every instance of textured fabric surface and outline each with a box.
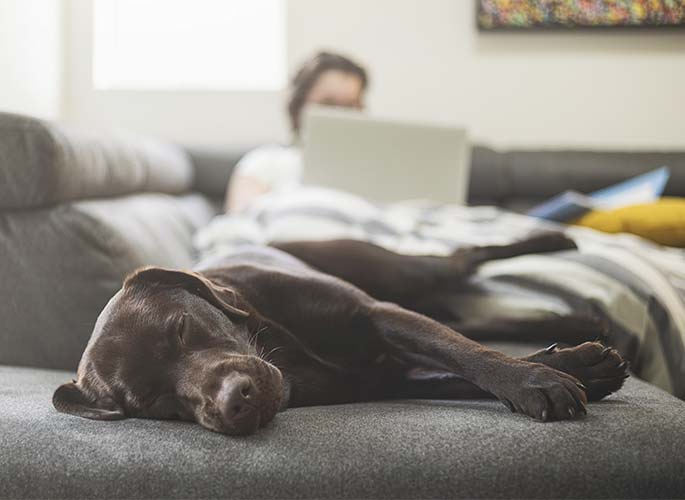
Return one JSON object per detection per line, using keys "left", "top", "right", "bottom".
{"left": 185, "top": 145, "right": 252, "bottom": 199}
{"left": 1, "top": 363, "right": 684, "bottom": 499}
{"left": 0, "top": 193, "right": 214, "bottom": 370}
{"left": 0, "top": 112, "right": 193, "bottom": 209}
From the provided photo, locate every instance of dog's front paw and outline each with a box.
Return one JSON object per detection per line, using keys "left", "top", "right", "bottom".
{"left": 530, "top": 341, "right": 629, "bottom": 401}
{"left": 496, "top": 363, "right": 587, "bottom": 421}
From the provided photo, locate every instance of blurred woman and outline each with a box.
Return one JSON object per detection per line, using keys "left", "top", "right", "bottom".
{"left": 225, "top": 51, "right": 369, "bottom": 212}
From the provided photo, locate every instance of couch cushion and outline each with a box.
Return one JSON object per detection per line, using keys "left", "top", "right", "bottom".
{"left": 0, "top": 112, "right": 193, "bottom": 209}
{"left": 1, "top": 364, "right": 683, "bottom": 499}
{"left": 0, "top": 193, "right": 214, "bottom": 370}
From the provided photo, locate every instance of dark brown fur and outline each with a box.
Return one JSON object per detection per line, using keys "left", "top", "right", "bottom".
{"left": 54, "top": 233, "right": 628, "bottom": 435}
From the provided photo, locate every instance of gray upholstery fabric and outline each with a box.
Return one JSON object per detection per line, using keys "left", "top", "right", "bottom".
{"left": 469, "top": 146, "right": 685, "bottom": 210}
{"left": 185, "top": 145, "right": 254, "bottom": 199}
{"left": 1, "top": 364, "right": 684, "bottom": 499}
{"left": 0, "top": 112, "right": 193, "bottom": 209}
{"left": 0, "top": 193, "right": 214, "bottom": 370}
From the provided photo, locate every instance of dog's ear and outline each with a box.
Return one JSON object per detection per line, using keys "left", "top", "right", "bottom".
{"left": 53, "top": 382, "right": 126, "bottom": 421}
{"left": 124, "top": 267, "right": 250, "bottom": 319}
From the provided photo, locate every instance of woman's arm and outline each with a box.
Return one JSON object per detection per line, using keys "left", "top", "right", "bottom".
{"left": 224, "top": 174, "right": 272, "bottom": 213}
{"left": 223, "top": 145, "right": 302, "bottom": 213}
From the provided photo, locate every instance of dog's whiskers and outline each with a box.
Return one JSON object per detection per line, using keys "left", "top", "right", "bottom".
{"left": 249, "top": 322, "right": 269, "bottom": 345}
{"left": 263, "top": 346, "right": 284, "bottom": 363}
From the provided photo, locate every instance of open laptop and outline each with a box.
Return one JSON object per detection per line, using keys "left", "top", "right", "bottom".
{"left": 302, "top": 106, "right": 470, "bottom": 204}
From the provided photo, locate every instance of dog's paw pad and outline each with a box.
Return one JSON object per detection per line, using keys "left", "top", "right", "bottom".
{"left": 535, "top": 341, "right": 629, "bottom": 401}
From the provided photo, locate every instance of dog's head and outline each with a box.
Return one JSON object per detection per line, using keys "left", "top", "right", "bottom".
{"left": 53, "top": 267, "right": 284, "bottom": 436}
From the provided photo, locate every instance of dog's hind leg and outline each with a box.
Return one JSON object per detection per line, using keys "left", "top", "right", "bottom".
{"left": 272, "top": 232, "right": 576, "bottom": 305}
{"left": 272, "top": 239, "right": 463, "bottom": 304}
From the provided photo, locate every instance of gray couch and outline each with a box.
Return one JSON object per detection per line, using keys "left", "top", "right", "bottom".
{"left": 2, "top": 111, "right": 685, "bottom": 499}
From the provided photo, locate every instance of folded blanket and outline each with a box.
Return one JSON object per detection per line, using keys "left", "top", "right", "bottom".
{"left": 195, "top": 187, "right": 685, "bottom": 398}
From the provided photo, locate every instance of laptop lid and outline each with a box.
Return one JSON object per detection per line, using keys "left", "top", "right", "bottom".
{"left": 302, "top": 106, "right": 470, "bottom": 204}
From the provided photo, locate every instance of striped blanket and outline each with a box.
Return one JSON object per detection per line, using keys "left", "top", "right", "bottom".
{"left": 195, "top": 187, "right": 685, "bottom": 398}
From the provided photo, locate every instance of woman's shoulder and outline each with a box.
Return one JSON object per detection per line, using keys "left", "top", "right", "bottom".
{"left": 238, "top": 144, "right": 301, "bottom": 168}
{"left": 234, "top": 143, "right": 302, "bottom": 186}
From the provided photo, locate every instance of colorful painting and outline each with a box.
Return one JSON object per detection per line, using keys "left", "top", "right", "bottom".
{"left": 477, "top": 0, "right": 685, "bottom": 29}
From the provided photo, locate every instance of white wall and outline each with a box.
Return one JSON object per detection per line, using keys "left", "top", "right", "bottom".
{"left": 62, "top": 0, "right": 685, "bottom": 149}
{"left": 63, "top": 0, "right": 287, "bottom": 146}
{"left": 0, "top": 0, "right": 63, "bottom": 120}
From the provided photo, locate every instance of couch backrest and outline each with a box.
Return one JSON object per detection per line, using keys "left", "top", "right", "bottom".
{"left": 469, "top": 146, "right": 685, "bottom": 211}
{"left": 186, "top": 142, "right": 685, "bottom": 211}
{"left": 0, "top": 112, "right": 194, "bottom": 210}
{"left": 186, "top": 146, "right": 251, "bottom": 200}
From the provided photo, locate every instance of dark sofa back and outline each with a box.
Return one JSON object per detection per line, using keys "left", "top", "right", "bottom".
{"left": 186, "top": 146, "right": 248, "bottom": 200}
{"left": 187, "top": 143, "right": 685, "bottom": 211}
{"left": 469, "top": 147, "right": 685, "bottom": 211}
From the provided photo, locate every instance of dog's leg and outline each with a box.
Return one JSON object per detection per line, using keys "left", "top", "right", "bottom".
{"left": 369, "top": 301, "right": 593, "bottom": 420}
{"left": 272, "top": 232, "right": 576, "bottom": 304}
{"left": 272, "top": 239, "right": 462, "bottom": 303}
{"left": 395, "top": 341, "right": 628, "bottom": 403}
{"left": 449, "top": 231, "right": 577, "bottom": 269}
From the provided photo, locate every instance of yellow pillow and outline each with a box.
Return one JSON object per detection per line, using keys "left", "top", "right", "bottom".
{"left": 574, "top": 197, "right": 685, "bottom": 247}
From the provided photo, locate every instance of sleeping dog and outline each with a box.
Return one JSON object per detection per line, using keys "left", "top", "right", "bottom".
{"left": 53, "top": 233, "right": 628, "bottom": 435}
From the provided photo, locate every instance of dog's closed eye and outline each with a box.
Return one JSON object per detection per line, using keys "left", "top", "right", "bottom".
{"left": 176, "top": 312, "right": 211, "bottom": 349}
{"left": 177, "top": 312, "right": 189, "bottom": 346}
{"left": 177, "top": 312, "right": 239, "bottom": 351}
{"left": 177, "top": 312, "right": 211, "bottom": 349}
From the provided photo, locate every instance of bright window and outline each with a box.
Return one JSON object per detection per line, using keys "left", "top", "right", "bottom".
{"left": 93, "top": 0, "right": 286, "bottom": 90}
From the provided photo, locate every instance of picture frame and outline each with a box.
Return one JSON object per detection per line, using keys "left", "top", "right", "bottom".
{"left": 477, "top": 0, "right": 685, "bottom": 31}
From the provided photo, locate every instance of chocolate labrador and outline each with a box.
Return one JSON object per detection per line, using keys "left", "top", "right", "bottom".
{"left": 54, "top": 233, "right": 628, "bottom": 435}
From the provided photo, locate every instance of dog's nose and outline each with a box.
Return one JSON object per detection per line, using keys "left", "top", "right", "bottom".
{"left": 217, "top": 374, "right": 258, "bottom": 431}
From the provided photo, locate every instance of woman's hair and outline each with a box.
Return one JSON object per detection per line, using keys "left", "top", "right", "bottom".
{"left": 287, "top": 51, "right": 368, "bottom": 135}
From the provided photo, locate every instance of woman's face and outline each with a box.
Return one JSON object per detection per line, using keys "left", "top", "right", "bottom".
{"left": 306, "top": 69, "right": 365, "bottom": 110}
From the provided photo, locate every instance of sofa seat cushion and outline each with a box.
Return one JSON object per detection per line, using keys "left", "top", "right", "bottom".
{"left": 0, "top": 112, "right": 193, "bottom": 209}
{"left": 1, "top": 364, "right": 684, "bottom": 499}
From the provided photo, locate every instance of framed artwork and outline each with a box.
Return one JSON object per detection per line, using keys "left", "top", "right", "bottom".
{"left": 477, "top": 0, "right": 685, "bottom": 30}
